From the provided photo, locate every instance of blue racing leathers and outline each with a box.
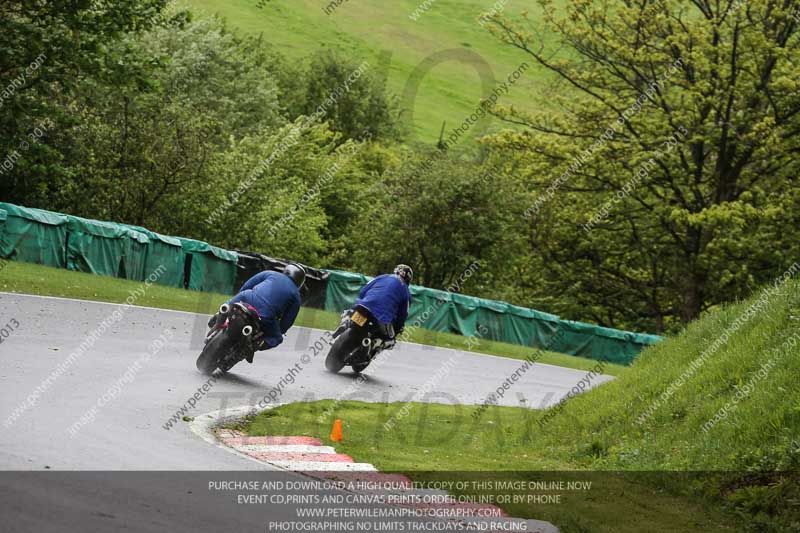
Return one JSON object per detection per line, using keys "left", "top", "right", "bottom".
{"left": 354, "top": 274, "right": 411, "bottom": 335}
{"left": 227, "top": 270, "right": 301, "bottom": 350}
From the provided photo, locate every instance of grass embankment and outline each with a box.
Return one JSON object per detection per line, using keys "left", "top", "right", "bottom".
{"left": 186, "top": 0, "right": 557, "bottom": 140}
{"left": 234, "top": 280, "right": 800, "bottom": 531}
{"left": 0, "top": 260, "right": 624, "bottom": 374}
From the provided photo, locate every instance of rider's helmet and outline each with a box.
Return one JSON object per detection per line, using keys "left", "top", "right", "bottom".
{"left": 283, "top": 263, "right": 306, "bottom": 289}
{"left": 393, "top": 264, "right": 413, "bottom": 285}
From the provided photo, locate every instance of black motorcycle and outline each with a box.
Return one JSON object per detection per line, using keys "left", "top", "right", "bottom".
{"left": 195, "top": 303, "right": 263, "bottom": 375}
{"left": 325, "top": 305, "right": 394, "bottom": 374}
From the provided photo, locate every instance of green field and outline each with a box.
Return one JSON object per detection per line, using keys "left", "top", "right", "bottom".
{"left": 0, "top": 260, "right": 625, "bottom": 374}
{"left": 234, "top": 279, "right": 800, "bottom": 531}
{"left": 185, "top": 0, "right": 554, "bottom": 141}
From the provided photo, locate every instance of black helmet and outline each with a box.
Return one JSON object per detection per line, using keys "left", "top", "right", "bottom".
{"left": 283, "top": 263, "right": 306, "bottom": 288}
{"left": 393, "top": 264, "right": 413, "bottom": 284}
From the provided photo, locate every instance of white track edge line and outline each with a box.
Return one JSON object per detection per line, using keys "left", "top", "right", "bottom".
{"left": 233, "top": 444, "right": 337, "bottom": 454}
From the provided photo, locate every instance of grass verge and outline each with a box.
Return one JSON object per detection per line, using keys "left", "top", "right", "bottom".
{"left": 229, "top": 400, "right": 738, "bottom": 533}
{"left": 0, "top": 260, "right": 625, "bottom": 375}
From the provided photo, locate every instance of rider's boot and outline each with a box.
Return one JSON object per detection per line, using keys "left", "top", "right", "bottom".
{"left": 332, "top": 310, "right": 352, "bottom": 338}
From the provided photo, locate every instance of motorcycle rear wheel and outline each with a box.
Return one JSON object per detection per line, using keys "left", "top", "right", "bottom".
{"left": 325, "top": 328, "right": 362, "bottom": 373}
{"left": 196, "top": 330, "right": 227, "bottom": 375}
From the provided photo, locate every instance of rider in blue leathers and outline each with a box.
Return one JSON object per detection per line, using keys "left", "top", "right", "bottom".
{"left": 351, "top": 264, "right": 413, "bottom": 348}
{"left": 209, "top": 264, "right": 305, "bottom": 362}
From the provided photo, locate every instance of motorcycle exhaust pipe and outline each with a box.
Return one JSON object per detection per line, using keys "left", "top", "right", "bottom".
{"left": 219, "top": 303, "right": 230, "bottom": 315}
{"left": 242, "top": 325, "right": 253, "bottom": 336}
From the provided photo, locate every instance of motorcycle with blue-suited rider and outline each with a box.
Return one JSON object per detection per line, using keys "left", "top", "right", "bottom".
{"left": 325, "top": 264, "right": 413, "bottom": 374}
{"left": 195, "top": 264, "right": 306, "bottom": 374}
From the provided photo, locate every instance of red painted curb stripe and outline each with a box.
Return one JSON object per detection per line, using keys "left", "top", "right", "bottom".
{"left": 223, "top": 436, "right": 323, "bottom": 446}
{"left": 250, "top": 452, "right": 354, "bottom": 463}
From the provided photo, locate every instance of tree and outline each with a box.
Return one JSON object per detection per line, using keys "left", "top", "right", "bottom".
{"left": 345, "top": 150, "right": 523, "bottom": 290}
{"left": 31, "top": 13, "right": 286, "bottom": 229}
{"left": 297, "top": 49, "right": 399, "bottom": 143}
{"left": 187, "top": 121, "right": 338, "bottom": 265}
{"left": 484, "top": 0, "right": 800, "bottom": 331}
{"left": 0, "top": 0, "right": 167, "bottom": 205}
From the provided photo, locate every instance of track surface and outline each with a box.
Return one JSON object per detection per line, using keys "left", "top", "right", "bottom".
{"left": 1, "top": 293, "right": 613, "bottom": 469}
{"left": 0, "top": 293, "right": 611, "bottom": 531}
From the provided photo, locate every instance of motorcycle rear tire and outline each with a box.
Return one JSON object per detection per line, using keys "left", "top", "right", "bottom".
{"left": 196, "top": 330, "right": 227, "bottom": 375}
{"left": 325, "top": 328, "right": 361, "bottom": 373}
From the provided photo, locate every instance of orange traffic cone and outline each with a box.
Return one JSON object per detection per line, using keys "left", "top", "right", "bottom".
{"left": 330, "top": 419, "right": 343, "bottom": 442}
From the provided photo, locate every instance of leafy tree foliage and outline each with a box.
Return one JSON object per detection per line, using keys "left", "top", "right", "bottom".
{"left": 484, "top": 0, "right": 800, "bottom": 332}
{"left": 294, "top": 49, "right": 399, "bottom": 143}
{"left": 55, "top": 12, "right": 285, "bottom": 226}
{"left": 195, "top": 121, "right": 338, "bottom": 265}
{"left": 0, "top": 0, "right": 167, "bottom": 204}
{"left": 345, "top": 150, "right": 523, "bottom": 291}
{"left": 1, "top": 5, "right": 400, "bottom": 256}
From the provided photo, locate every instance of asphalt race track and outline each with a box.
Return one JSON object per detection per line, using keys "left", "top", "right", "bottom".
{"left": 0, "top": 293, "right": 612, "bottom": 532}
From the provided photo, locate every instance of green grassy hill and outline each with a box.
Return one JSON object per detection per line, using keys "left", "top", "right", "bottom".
{"left": 237, "top": 279, "right": 800, "bottom": 530}
{"left": 184, "top": 0, "right": 555, "bottom": 141}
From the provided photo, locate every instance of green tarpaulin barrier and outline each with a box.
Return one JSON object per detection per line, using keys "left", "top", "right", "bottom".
{"left": 177, "top": 237, "right": 238, "bottom": 294}
{"left": 0, "top": 210, "right": 6, "bottom": 253}
{"left": 324, "top": 269, "right": 661, "bottom": 365}
{"left": 120, "top": 224, "right": 184, "bottom": 288}
{"left": 0, "top": 201, "right": 661, "bottom": 364}
{"left": 325, "top": 270, "right": 371, "bottom": 313}
{"left": 0, "top": 202, "right": 68, "bottom": 268}
{"left": 0, "top": 203, "right": 240, "bottom": 293}
{"left": 555, "top": 320, "right": 663, "bottom": 365}
{"left": 65, "top": 216, "right": 149, "bottom": 279}
{"left": 122, "top": 231, "right": 149, "bottom": 282}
